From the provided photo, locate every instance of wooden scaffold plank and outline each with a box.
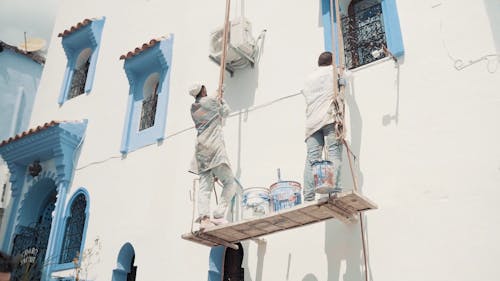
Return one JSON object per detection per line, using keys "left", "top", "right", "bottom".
{"left": 181, "top": 191, "right": 377, "bottom": 248}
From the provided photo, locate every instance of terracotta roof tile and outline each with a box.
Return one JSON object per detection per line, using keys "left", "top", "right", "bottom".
{"left": 119, "top": 35, "right": 170, "bottom": 60}
{"left": 0, "top": 121, "right": 60, "bottom": 147}
{"left": 58, "top": 18, "right": 95, "bottom": 38}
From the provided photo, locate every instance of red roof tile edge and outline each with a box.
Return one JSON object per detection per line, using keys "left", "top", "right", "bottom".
{"left": 119, "top": 35, "right": 170, "bottom": 60}
{"left": 0, "top": 121, "right": 61, "bottom": 147}
{"left": 58, "top": 18, "right": 98, "bottom": 38}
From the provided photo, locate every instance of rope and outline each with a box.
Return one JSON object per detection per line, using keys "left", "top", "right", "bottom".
{"left": 334, "top": 0, "right": 347, "bottom": 142}
{"left": 329, "top": 0, "right": 346, "bottom": 141}
{"left": 359, "top": 213, "right": 369, "bottom": 281}
{"left": 329, "top": 0, "right": 340, "bottom": 101}
{"left": 190, "top": 178, "right": 198, "bottom": 233}
{"left": 218, "top": 0, "right": 232, "bottom": 102}
{"left": 329, "top": 1, "right": 369, "bottom": 280}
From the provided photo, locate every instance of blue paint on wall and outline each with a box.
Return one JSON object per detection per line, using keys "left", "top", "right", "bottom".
{"left": 120, "top": 35, "right": 174, "bottom": 154}
{"left": 0, "top": 49, "right": 43, "bottom": 142}
{"left": 58, "top": 18, "right": 105, "bottom": 105}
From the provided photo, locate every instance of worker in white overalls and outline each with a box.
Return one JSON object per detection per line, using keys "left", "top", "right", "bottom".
{"left": 303, "top": 52, "right": 344, "bottom": 201}
{"left": 189, "top": 83, "right": 237, "bottom": 229}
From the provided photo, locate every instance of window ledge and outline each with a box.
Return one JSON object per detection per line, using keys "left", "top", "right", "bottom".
{"left": 51, "top": 262, "right": 77, "bottom": 272}
{"left": 349, "top": 56, "right": 393, "bottom": 72}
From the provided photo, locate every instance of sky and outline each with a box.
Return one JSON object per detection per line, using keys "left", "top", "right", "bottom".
{"left": 0, "top": 0, "right": 59, "bottom": 49}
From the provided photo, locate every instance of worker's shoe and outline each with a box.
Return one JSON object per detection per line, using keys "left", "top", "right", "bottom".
{"left": 200, "top": 218, "right": 215, "bottom": 230}
{"left": 211, "top": 217, "right": 229, "bottom": 226}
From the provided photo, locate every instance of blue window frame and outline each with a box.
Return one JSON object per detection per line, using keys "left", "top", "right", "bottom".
{"left": 120, "top": 35, "right": 174, "bottom": 154}
{"left": 52, "top": 189, "right": 90, "bottom": 271}
{"left": 60, "top": 193, "right": 87, "bottom": 263}
{"left": 58, "top": 18, "right": 105, "bottom": 105}
{"left": 321, "top": 0, "right": 404, "bottom": 67}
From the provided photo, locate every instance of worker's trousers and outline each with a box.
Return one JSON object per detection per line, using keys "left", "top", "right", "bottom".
{"left": 198, "top": 164, "right": 237, "bottom": 220}
{"left": 303, "top": 123, "right": 343, "bottom": 201}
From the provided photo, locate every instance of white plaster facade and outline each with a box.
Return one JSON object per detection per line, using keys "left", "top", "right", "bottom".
{"left": 4, "top": 0, "right": 500, "bottom": 280}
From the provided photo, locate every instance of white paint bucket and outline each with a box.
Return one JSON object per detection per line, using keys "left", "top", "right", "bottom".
{"left": 241, "top": 187, "right": 270, "bottom": 219}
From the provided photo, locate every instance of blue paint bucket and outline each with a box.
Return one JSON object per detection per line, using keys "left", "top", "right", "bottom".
{"left": 269, "top": 181, "right": 302, "bottom": 212}
{"left": 242, "top": 187, "right": 270, "bottom": 219}
{"left": 312, "top": 160, "right": 336, "bottom": 194}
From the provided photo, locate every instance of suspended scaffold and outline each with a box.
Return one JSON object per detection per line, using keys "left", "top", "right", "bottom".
{"left": 182, "top": 191, "right": 376, "bottom": 250}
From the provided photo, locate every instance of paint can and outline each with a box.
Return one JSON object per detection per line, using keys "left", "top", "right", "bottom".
{"left": 269, "top": 181, "right": 302, "bottom": 212}
{"left": 241, "top": 187, "right": 270, "bottom": 219}
{"left": 312, "top": 160, "right": 336, "bottom": 194}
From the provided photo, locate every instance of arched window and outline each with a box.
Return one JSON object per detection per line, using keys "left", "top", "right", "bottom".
{"left": 68, "top": 48, "right": 92, "bottom": 99}
{"left": 119, "top": 35, "right": 174, "bottom": 154}
{"left": 342, "top": 0, "right": 387, "bottom": 69}
{"left": 139, "top": 73, "right": 160, "bottom": 131}
{"left": 59, "top": 193, "right": 87, "bottom": 263}
{"left": 112, "top": 243, "right": 137, "bottom": 281}
{"left": 58, "top": 18, "right": 106, "bottom": 105}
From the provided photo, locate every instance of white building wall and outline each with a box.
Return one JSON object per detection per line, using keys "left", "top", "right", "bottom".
{"left": 26, "top": 0, "right": 500, "bottom": 280}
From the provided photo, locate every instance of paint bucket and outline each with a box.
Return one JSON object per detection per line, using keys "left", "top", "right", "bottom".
{"left": 269, "top": 181, "right": 302, "bottom": 212}
{"left": 312, "top": 160, "right": 336, "bottom": 194}
{"left": 241, "top": 187, "right": 270, "bottom": 219}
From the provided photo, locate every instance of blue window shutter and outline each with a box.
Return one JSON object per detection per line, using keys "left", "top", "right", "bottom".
{"left": 381, "top": 0, "right": 404, "bottom": 57}
{"left": 321, "top": 0, "right": 341, "bottom": 64}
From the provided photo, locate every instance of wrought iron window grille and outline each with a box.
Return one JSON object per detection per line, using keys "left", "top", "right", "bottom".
{"left": 341, "top": 2, "right": 387, "bottom": 69}
{"left": 139, "top": 82, "right": 159, "bottom": 131}
{"left": 68, "top": 60, "right": 90, "bottom": 99}
{"left": 60, "top": 194, "right": 87, "bottom": 264}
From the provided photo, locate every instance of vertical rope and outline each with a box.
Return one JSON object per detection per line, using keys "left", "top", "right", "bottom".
{"left": 331, "top": 1, "right": 369, "bottom": 280}
{"left": 329, "top": 0, "right": 339, "bottom": 100}
{"left": 343, "top": 138, "right": 369, "bottom": 281}
{"left": 342, "top": 139, "right": 358, "bottom": 192}
{"left": 191, "top": 178, "right": 198, "bottom": 233}
{"left": 218, "top": 0, "right": 232, "bottom": 102}
{"left": 359, "top": 213, "right": 369, "bottom": 281}
{"left": 329, "top": 0, "right": 346, "bottom": 141}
